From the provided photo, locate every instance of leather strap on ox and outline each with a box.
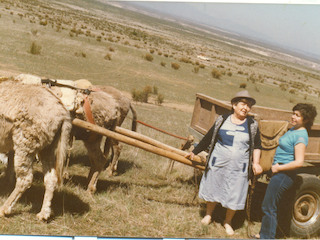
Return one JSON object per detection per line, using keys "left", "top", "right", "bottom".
{"left": 41, "top": 78, "right": 95, "bottom": 124}
{"left": 83, "top": 95, "right": 95, "bottom": 124}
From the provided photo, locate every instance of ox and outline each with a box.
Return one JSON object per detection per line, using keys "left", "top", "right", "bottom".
{"left": 76, "top": 82, "right": 137, "bottom": 177}
{"left": 71, "top": 90, "right": 120, "bottom": 194}
{"left": 0, "top": 80, "right": 72, "bottom": 220}
{"left": 14, "top": 74, "right": 137, "bottom": 194}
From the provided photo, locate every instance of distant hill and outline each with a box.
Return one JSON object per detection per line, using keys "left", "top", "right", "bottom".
{"left": 107, "top": 1, "right": 320, "bottom": 70}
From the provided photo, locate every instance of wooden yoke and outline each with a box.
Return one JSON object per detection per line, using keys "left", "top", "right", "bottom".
{"left": 72, "top": 118, "right": 205, "bottom": 170}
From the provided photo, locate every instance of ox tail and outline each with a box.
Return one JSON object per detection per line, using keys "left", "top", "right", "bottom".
{"left": 55, "top": 118, "right": 72, "bottom": 187}
{"left": 130, "top": 103, "right": 137, "bottom": 131}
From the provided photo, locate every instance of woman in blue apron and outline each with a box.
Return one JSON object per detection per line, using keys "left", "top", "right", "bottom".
{"left": 186, "top": 90, "right": 263, "bottom": 236}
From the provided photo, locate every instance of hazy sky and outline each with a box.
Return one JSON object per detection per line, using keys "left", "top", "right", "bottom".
{"left": 125, "top": 1, "right": 320, "bottom": 61}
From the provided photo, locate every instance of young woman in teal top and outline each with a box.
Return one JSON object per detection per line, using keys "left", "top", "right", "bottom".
{"left": 256, "top": 103, "right": 317, "bottom": 239}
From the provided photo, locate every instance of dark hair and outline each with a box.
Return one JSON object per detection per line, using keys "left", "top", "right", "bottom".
{"left": 231, "top": 98, "right": 253, "bottom": 113}
{"left": 231, "top": 97, "right": 254, "bottom": 107}
{"left": 293, "top": 103, "right": 317, "bottom": 130}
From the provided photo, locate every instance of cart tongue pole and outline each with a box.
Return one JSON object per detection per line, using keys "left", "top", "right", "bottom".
{"left": 72, "top": 118, "right": 205, "bottom": 170}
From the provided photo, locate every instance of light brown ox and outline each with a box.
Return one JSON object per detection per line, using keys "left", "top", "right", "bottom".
{"left": 71, "top": 89, "right": 120, "bottom": 194}
{"left": 74, "top": 80, "right": 137, "bottom": 177}
{"left": 0, "top": 80, "right": 72, "bottom": 221}
{"left": 93, "top": 85, "right": 137, "bottom": 176}
{"left": 12, "top": 75, "right": 137, "bottom": 194}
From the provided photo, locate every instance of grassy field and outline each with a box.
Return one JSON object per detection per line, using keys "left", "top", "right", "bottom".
{"left": 0, "top": 0, "right": 320, "bottom": 238}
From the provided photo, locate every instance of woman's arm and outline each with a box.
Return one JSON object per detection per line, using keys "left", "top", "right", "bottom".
{"left": 192, "top": 123, "right": 215, "bottom": 155}
{"left": 272, "top": 143, "right": 306, "bottom": 173}
{"left": 185, "top": 122, "right": 216, "bottom": 160}
{"left": 252, "top": 149, "right": 263, "bottom": 175}
{"left": 252, "top": 125, "right": 263, "bottom": 175}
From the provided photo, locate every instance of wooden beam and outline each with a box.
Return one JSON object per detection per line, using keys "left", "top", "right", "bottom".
{"left": 72, "top": 119, "right": 205, "bottom": 170}
{"left": 115, "top": 126, "right": 204, "bottom": 164}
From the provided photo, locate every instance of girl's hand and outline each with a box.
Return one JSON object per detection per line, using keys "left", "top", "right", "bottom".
{"left": 271, "top": 163, "right": 280, "bottom": 173}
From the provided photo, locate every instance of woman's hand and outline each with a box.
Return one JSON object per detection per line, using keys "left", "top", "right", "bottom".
{"left": 271, "top": 163, "right": 280, "bottom": 174}
{"left": 185, "top": 152, "right": 195, "bottom": 160}
{"left": 252, "top": 149, "right": 262, "bottom": 175}
{"left": 252, "top": 163, "right": 263, "bottom": 175}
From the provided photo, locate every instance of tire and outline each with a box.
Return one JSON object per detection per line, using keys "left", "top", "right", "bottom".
{"left": 288, "top": 174, "right": 320, "bottom": 238}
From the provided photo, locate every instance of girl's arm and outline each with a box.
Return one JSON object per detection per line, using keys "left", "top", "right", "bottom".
{"left": 272, "top": 143, "right": 305, "bottom": 173}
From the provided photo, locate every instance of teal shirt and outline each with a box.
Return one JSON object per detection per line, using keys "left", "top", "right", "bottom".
{"left": 273, "top": 127, "right": 308, "bottom": 165}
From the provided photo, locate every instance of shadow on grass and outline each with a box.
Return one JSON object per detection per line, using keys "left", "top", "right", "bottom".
{"left": 112, "top": 159, "right": 136, "bottom": 176}
{"left": 145, "top": 196, "right": 200, "bottom": 207}
{"left": 66, "top": 173, "right": 131, "bottom": 194}
{"left": 199, "top": 203, "right": 246, "bottom": 230}
{"left": 0, "top": 170, "right": 90, "bottom": 220}
{"left": 195, "top": 181, "right": 270, "bottom": 231}
{"left": 68, "top": 154, "right": 90, "bottom": 167}
{"left": 68, "top": 155, "right": 136, "bottom": 177}
{"left": 66, "top": 171, "right": 176, "bottom": 194}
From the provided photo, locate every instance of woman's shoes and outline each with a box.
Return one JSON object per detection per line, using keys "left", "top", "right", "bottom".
{"left": 224, "top": 223, "right": 234, "bottom": 236}
{"left": 201, "top": 215, "right": 212, "bottom": 225}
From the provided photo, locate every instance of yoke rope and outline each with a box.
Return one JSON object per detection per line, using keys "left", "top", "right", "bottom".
{"left": 136, "top": 120, "right": 188, "bottom": 141}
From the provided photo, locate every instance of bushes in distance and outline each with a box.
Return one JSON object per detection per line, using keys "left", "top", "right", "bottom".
{"left": 132, "top": 85, "right": 164, "bottom": 105}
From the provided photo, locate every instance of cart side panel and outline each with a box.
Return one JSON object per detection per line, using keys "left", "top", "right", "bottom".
{"left": 190, "top": 93, "right": 231, "bottom": 135}
{"left": 305, "top": 128, "right": 320, "bottom": 163}
{"left": 251, "top": 106, "right": 292, "bottom": 121}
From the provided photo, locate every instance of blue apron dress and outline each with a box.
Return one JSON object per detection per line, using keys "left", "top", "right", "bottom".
{"left": 198, "top": 116, "right": 250, "bottom": 210}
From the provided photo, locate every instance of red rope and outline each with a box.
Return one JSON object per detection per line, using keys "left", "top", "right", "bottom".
{"left": 136, "top": 120, "right": 188, "bottom": 141}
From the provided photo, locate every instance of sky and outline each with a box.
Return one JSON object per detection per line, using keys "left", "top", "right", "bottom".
{"left": 123, "top": 1, "right": 320, "bottom": 62}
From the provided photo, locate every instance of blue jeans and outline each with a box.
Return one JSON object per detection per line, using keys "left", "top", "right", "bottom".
{"left": 259, "top": 172, "right": 295, "bottom": 239}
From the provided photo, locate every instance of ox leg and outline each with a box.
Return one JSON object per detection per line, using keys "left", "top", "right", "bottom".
{"left": 0, "top": 150, "right": 34, "bottom": 217}
{"left": 36, "top": 148, "right": 58, "bottom": 221}
{"left": 106, "top": 140, "right": 122, "bottom": 176}
{"left": 4, "top": 151, "right": 16, "bottom": 187}
{"left": 85, "top": 135, "right": 110, "bottom": 194}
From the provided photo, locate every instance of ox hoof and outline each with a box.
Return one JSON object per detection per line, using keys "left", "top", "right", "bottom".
{"left": 63, "top": 171, "right": 70, "bottom": 180}
{"left": 106, "top": 167, "right": 117, "bottom": 177}
{"left": 0, "top": 206, "right": 11, "bottom": 217}
{"left": 86, "top": 186, "right": 96, "bottom": 195}
{"left": 106, "top": 167, "right": 113, "bottom": 177}
{"left": 36, "top": 211, "right": 50, "bottom": 221}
